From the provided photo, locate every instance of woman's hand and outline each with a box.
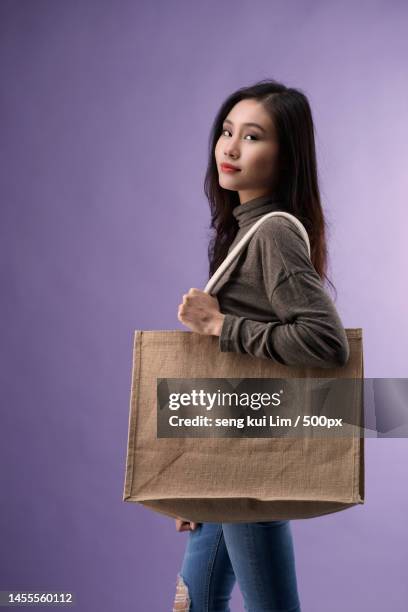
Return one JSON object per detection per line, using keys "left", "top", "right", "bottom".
{"left": 178, "top": 288, "right": 225, "bottom": 336}
{"left": 175, "top": 517, "right": 201, "bottom": 532}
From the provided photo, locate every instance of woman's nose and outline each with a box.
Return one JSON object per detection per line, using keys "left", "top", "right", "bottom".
{"left": 224, "top": 142, "right": 240, "bottom": 158}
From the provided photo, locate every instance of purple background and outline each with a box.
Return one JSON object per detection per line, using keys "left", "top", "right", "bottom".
{"left": 1, "top": 1, "right": 407, "bottom": 610}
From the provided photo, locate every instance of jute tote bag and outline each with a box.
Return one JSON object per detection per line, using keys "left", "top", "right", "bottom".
{"left": 123, "top": 212, "right": 364, "bottom": 522}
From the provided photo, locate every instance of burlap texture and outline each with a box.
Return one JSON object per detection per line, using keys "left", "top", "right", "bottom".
{"left": 123, "top": 329, "right": 364, "bottom": 522}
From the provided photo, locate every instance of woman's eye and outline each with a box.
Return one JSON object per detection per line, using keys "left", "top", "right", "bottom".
{"left": 221, "top": 129, "right": 258, "bottom": 141}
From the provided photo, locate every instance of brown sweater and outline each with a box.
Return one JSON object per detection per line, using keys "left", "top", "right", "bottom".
{"left": 211, "top": 194, "right": 350, "bottom": 369}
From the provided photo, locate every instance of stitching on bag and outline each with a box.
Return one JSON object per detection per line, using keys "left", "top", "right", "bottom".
{"left": 351, "top": 359, "right": 363, "bottom": 502}
{"left": 129, "top": 330, "right": 143, "bottom": 495}
{"left": 351, "top": 376, "right": 357, "bottom": 502}
{"left": 350, "top": 346, "right": 363, "bottom": 503}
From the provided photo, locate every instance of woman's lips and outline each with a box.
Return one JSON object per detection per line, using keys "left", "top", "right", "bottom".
{"left": 220, "top": 164, "right": 241, "bottom": 173}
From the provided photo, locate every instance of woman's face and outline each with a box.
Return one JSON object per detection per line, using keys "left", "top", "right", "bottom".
{"left": 214, "top": 98, "right": 279, "bottom": 204}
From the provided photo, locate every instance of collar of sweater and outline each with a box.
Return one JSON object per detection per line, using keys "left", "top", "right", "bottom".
{"left": 232, "top": 193, "right": 287, "bottom": 229}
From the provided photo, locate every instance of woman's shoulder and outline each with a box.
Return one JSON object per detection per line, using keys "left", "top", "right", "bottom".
{"left": 252, "top": 214, "right": 310, "bottom": 260}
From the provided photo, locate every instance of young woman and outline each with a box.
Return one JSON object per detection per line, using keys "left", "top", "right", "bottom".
{"left": 173, "top": 79, "right": 350, "bottom": 612}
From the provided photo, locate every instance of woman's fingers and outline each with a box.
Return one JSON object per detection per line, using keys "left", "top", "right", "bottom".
{"left": 175, "top": 518, "right": 201, "bottom": 532}
{"left": 175, "top": 518, "right": 190, "bottom": 532}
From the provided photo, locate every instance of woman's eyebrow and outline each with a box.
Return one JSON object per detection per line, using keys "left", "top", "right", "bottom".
{"left": 223, "top": 118, "right": 266, "bottom": 134}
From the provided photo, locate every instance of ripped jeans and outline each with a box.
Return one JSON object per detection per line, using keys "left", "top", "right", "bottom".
{"left": 173, "top": 521, "right": 302, "bottom": 612}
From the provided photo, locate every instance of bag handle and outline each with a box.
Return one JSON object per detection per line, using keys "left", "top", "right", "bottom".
{"left": 204, "top": 211, "right": 311, "bottom": 294}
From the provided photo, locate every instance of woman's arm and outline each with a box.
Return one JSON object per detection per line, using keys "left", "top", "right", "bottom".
{"left": 218, "top": 217, "right": 350, "bottom": 369}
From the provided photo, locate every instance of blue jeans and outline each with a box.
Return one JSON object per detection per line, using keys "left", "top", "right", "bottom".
{"left": 175, "top": 521, "right": 302, "bottom": 612}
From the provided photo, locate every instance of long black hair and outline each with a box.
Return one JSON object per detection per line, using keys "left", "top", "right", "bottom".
{"left": 204, "top": 78, "right": 337, "bottom": 298}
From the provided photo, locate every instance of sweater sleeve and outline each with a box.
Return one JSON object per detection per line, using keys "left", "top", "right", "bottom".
{"left": 218, "top": 217, "right": 350, "bottom": 369}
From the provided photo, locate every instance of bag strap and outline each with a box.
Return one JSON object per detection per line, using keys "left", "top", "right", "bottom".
{"left": 203, "top": 211, "right": 311, "bottom": 294}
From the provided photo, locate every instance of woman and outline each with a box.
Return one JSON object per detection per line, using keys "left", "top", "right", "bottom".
{"left": 173, "top": 79, "right": 349, "bottom": 612}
